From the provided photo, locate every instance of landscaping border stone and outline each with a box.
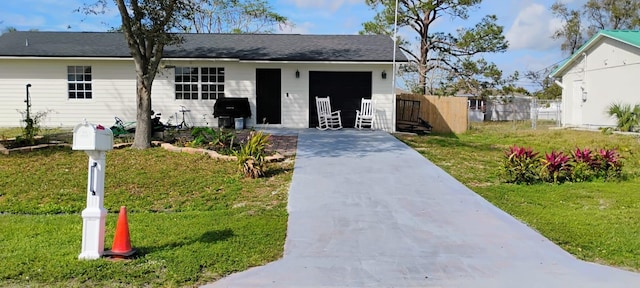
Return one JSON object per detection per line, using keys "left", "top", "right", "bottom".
{"left": 1, "top": 139, "right": 287, "bottom": 163}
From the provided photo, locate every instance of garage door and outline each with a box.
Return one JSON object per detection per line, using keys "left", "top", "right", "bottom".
{"left": 309, "top": 71, "right": 372, "bottom": 128}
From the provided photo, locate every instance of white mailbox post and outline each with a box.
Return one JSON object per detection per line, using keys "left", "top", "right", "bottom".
{"left": 72, "top": 120, "right": 113, "bottom": 260}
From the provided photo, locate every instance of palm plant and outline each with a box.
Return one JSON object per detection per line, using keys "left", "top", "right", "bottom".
{"left": 606, "top": 103, "right": 640, "bottom": 132}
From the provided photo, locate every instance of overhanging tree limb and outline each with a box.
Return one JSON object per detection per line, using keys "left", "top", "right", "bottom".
{"left": 361, "top": 0, "right": 507, "bottom": 94}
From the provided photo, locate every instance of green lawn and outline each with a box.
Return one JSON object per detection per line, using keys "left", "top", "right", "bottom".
{"left": 397, "top": 121, "right": 640, "bottom": 271}
{"left": 0, "top": 147, "right": 292, "bottom": 287}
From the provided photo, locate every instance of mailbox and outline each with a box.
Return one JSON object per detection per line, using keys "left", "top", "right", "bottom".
{"left": 73, "top": 120, "right": 112, "bottom": 260}
{"left": 73, "top": 122, "right": 113, "bottom": 151}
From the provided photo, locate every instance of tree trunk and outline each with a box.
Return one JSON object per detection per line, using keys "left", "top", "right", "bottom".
{"left": 418, "top": 40, "right": 428, "bottom": 95}
{"left": 132, "top": 76, "right": 152, "bottom": 149}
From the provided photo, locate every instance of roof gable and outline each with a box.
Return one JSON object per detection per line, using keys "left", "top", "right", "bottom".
{"left": 0, "top": 31, "right": 408, "bottom": 62}
{"left": 551, "top": 30, "right": 640, "bottom": 77}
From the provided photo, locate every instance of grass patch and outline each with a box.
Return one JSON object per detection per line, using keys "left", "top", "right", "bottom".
{"left": 0, "top": 147, "right": 292, "bottom": 287}
{"left": 397, "top": 122, "right": 640, "bottom": 270}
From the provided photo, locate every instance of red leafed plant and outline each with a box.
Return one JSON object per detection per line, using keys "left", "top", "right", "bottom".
{"left": 541, "top": 150, "right": 570, "bottom": 183}
{"left": 502, "top": 145, "right": 625, "bottom": 184}
{"left": 595, "top": 148, "right": 623, "bottom": 179}
{"left": 505, "top": 145, "right": 539, "bottom": 161}
{"left": 503, "top": 145, "right": 541, "bottom": 184}
{"left": 572, "top": 147, "right": 594, "bottom": 165}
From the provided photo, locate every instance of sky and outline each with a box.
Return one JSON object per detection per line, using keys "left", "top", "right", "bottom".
{"left": 0, "top": 0, "right": 588, "bottom": 91}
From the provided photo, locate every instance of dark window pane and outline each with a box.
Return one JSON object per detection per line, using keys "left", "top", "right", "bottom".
{"left": 202, "top": 85, "right": 209, "bottom": 92}
{"left": 85, "top": 83, "right": 92, "bottom": 91}
{"left": 217, "top": 93, "right": 224, "bottom": 99}
{"left": 201, "top": 76, "right": 209, "bottom": 82}
{"left": 218, "top": 67, "right": 224, "bottom": 74}
{"left": 218, "top": 85, "right": 224, "bottom": 92}
{"left": 176, "top": 93, "right": 183, "bottom": 99}
{"left": 202, "top": 93, "right": 209, "bottom": 100}
{"left": 201, "top": 67, "right": 209, "bottom": 74}
{"left": 77, "top": 92, "right": 85, "bottom": 99}
{"left": 184, "top": 85, "right": 190, "bottom": 92}
{"left": 192, "top": 93, "right": 198, "bottom": 100}
{"left": 84, "top": 66, "right": 91, "bottom": 73}
{"left": 190, "top": 67, "right": 198, "bottom": 74}
{"left": 217, "top": 76, "right": 224, "bottom": 82}
{"left": 68, "top": 74, "right": 75, "bottom": 81}
{"left": 85, "top": 75, "right": 91, "bottom": 81}
{"left": 68, "top": 83, "right": 75, "bottom": 91}
{"left": 68, "top": 66, "right": 74, "bottom": 73}
{"left": 69, "top": 92, "right": 76, "bottom": 99}
{"left": 191, "top": 84, "right": 198, "bottom": 92}
{"left": 176, "top": 85, "right": 182, "bottom": 92}
{"left": 85, "top": 92, "right": 92, "bottom": 99}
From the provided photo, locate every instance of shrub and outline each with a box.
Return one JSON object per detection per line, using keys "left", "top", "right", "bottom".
{"left": 594, "top": 148, "right": 623, "bottom": 180}
{"left": 502, "top": 145, "right": 541, "bottom": 184}
{"left": 502, "top": 146, "right": 625, "bottom": 184}
{"left": 541, "top": 150, "right": 570, "bottom": 183}
{"left": 190, "top": 127, "right": 235, "bottom": 152}
{"left": 16, "top": 109, "right": 50, "bottom": 145}
{"left": 570, "top": 147, "right": 596, "bottom": 182}
{"left": 606, "top": 102, "right": 640, "bottom": 132}
{"left": 234, "top": 131, "right": 271, "bottom": 178}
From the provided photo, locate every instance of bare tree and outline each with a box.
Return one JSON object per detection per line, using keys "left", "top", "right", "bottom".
{"left": 183, "top": 0, "right": 287, "bottom": 33}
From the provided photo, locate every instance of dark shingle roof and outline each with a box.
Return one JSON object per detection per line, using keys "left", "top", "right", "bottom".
{"left": 0, "top": 31, "right": 408, "bottom": 62}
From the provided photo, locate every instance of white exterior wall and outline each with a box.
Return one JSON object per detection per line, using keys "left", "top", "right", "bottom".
{"left": 0, "top": 58, "right": 136, "bottom": 128}
{"left": 560, "top": 38, "right": 640, "bottom": 128}
{"left": 0, "top": 58, "right": 395, "bottom": 131}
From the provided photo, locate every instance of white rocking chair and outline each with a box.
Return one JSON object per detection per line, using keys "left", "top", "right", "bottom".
{"left": 355, "top": 98, "right": 374, "bottom": 130}
{"left": 315, "top": 96, "right": 342, "bottom": 130}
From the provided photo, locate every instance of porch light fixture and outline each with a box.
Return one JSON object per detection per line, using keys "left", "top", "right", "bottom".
{"left": 295, "top": 70, "right": 300, "bottom": 78}
{"left": 381, "top": 70, "right": 387, "bottom": 79}
{"left": 581, "top": 83, "right": 587, "bottom": 102}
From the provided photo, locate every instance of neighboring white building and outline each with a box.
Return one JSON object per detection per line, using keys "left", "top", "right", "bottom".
{"left": 485, "top": 94, "right": 533, "bottom": 121}
{"left": 0, "top": 32, "right": 407, "bottom": 131}
{"left": 550, "top": 30, "right": 640, "bottom": 129}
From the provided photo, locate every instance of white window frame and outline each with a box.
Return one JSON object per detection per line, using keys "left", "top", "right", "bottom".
{"left": 175, "top": 67, "right": 225, "bottom": 100}
{"left": 67, "top": 66, "right": 92, "bottom": 100}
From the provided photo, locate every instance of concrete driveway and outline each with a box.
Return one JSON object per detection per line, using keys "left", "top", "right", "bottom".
{"left": 204, "top": 129, "right": 640, "bottom": 288}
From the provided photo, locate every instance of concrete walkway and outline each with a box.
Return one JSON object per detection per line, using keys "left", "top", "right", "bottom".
{"left": 204, "top": 129, "right": 640, "bottom": 288}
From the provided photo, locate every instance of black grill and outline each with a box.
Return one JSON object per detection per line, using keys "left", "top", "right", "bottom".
{"left": 213, "top": 97, "right": 252, "bottom": 118}
{"left": 213, "top": 97, "right": 251, "bottom": 128}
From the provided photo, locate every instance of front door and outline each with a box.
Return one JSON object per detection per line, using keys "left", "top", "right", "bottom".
{"left": 572, "top": 80, "right": 582, "bottom": 126}
{"left": 256, "top": 69, "right": 282, "bottom": 125}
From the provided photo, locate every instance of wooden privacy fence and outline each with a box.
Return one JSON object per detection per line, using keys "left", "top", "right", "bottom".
{"left": 396, "top": 94, "right": 468, "bottom": 134}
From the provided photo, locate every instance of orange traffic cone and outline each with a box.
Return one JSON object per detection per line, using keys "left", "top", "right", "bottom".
{"left": 104, "top": 206, "right": 137, "bottom": 258}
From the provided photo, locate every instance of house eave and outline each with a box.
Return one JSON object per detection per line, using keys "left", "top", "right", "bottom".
{"left": 238, "top": 60, "right": 402, "bottom": 65}
{"left": 0, "top": 56, "right": 403, "bottom": 65}
{"left": 551, "top": 31, "right": 640, "bottom": 78}
{"left": 0, "top": 56, "right": 134, "bottom": 61}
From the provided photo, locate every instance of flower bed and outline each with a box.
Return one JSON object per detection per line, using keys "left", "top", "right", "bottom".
{"left": 502, "top": 145, "right": 623, "bottom": 184}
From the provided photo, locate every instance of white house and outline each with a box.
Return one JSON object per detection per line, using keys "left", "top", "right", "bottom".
{"left": 0, "top": 32, "right": 407, "bottom": 131}
{"left": 550, "top": 30, "right": 640, "bottom": 129}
